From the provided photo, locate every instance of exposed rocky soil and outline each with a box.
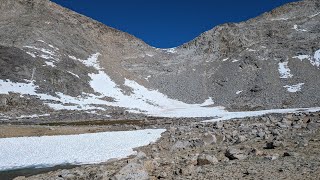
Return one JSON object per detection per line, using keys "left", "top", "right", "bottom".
{"left": 7, "top": 111, "right": 320, "bottom": 180}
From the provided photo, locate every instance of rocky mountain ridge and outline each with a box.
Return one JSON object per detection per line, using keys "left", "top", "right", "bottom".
{"left": 0, "top": 0, "right": 320, "bottom": 120}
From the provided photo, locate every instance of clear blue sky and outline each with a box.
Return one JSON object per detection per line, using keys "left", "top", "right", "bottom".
{"left": 51, "top": 0, "right": 299, "bottom": 48}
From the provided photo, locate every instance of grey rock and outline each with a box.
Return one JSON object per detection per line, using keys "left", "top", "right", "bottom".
{"left": 265, "top": 140, "right": 283, "bottom": 149}
{"left": 264, "top": 154, "right": 279, "bottom": 161}
{"left": 225, "top": 147, "right": 247, "bottom": 160}
{"left": 114, "top": 162, "right": 149, "bottom": 180}
{"left": 170, "top": 141, "right": 192, "bottom": 151}
{"left": 236, "top": 135, "right": 247, "bottom": 143}
{"left": 197, "top": 154, "right": 218, "bottom": 165}
{"left": 203, "top": 133, "right": 217, "bottom": 145}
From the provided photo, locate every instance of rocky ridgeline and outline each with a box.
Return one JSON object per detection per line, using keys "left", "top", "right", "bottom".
{"left": 16, "top": 112, "right": 320, "bottom": 179}
{"left": 0, "top": 0, "right": 320, "bottom": 118}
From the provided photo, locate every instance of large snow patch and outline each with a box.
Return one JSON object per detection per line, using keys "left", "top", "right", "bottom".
{"left": 0, "top": 129, "right": 165, "bottom": 171}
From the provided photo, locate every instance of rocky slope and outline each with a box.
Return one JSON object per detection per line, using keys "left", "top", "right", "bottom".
{"left": 11, "top": 111, "right": 320, "bottom": 180}
{"left": 0, "top": 0, "right": 320, "bottom": 119}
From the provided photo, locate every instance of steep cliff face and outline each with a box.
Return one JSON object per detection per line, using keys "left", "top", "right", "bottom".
{"left": 0, "top": 0, "right": 319, "bottom": 119}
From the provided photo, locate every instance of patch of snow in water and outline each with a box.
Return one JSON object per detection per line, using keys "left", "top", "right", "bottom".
{"left": 278, "top": 62, "right": 293, "bottom": 79}
{"left": 0, "top": 129, "right": 165, "bottom": 171}
{"left": 284, "top": 83, "right": 304, "bottom": 93}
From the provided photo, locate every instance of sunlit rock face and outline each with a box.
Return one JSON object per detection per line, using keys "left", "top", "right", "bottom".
{"left": 0, "top": 0, "right": 320, "bottom": 119}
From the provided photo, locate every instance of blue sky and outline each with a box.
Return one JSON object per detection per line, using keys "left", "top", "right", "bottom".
{"left": 51, "top": 0, "right": 299, "bottom": 48}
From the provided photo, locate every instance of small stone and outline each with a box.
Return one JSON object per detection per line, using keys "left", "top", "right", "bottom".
{"left": 277, "top": 122, "right": 289, "bottom": 128}
{"left": 203, "top": 133, "right": 217, "bottom": 145}
{"left": 170, "top": 141, "right": 191, "bottom": 151}
{"left": 197, "top": 154, "right": 218, "bottom": 165}
{"left": 182, "top": 165, "right": 195, "bottom": 176}
{"left": 215, "top": 121, "right": 223, "bottom": 129}
{"left": 257, "top": 131, "right": 265, "bottom": 138}
{"left": 225, "top": 147, "right": 247, "bottom": 160}
{"left": 271, "top": 129, "right": 280, "bottom": 136}
{"left": 245, "top": 168, "right": 258, "bottom": 175}
{"left": 265, "top": 141, "right": 283, "bottom": 149}
{"left": 284, "top": 114, "right": 293, "bottom": 120}
{"left": 114, "top": 162, "right": 149, "bottom": 180}
{"left": 135, "top": 151, "right": 147, "bottom": 160}
{"left": 292, "top": 124, "right": 302, "bottom": 129}
{"left": 251, "top": 148, "right": 263, "bottom": 156}
{"left": 307, "top": 122, "right": 319, "bottom": 131}
{"left": 298, "top": 139, "right": 309, "bottom": 147}
{"left": 283, "top": 152, "right": 299, "bottom": 157}
{"left": 236, "top": 135, "right": 247, "bottom": 143}
{"left": 264, "top": 154, "right": 279, "bottom": 160}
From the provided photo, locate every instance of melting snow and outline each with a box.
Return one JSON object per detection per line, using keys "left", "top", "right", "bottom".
{"left": 293, "top": 55, "right": 311, "bottom": 61}
{"left": 145, "top": 75, "right": 152, "bottom": 81}
{"left": 200, "top": 97, "right": 215, "bottom": 107}
{"left": 163, "top": 48, "right": 177, "bottom": 53}
{"left": 146, "top": 53, "right": 154, "bottom": 57}
{"left": 293, "top": 50, "right": 320, "bottom": 68}
{"left": 44, "top": 61, "right": 55, "bottom": 67}
{"left": 236, "top": 91, "right": 243, "bottom": 95}
{"left": 1, "top": 52, "right": 318, "bottom": 119}
{"left": 0, "top": 129, "right": 165, "bottom": 171}
{"left": 16, "top": 114, "right": 50, "bottom": 119}
{"left": 67, "top": 71, "right": 80, "bottom": 78}
{"left": 26, "top": 52, "right": 36, "bottom": 58}
{"left": 284, "top": 83, "right": 304, "bottom": 92}
{"left": 270, "top": 17, "right": 289, "bottom": 21}
{"left": 23, "top": 42, "right": 60, "bottom": 67}
{"left": 278, "top": 62, "right": 293, "bottom": 78}
{"left": 292, "top": 25, "right": 308, "bottom": 32}
{"left": 309, "top": 12, "right": 320, "bottom": 18}
{"left": 203, "top": 107, "right": 320, "bottom": 122}
{"left": 313, "top": 50, "right": 320, "bottom": 67}
{"left": 246, "top": 48, "right": 256, "bottom": 52}
{"left": 24, "top": 46, "right": 55, "bottom": 56}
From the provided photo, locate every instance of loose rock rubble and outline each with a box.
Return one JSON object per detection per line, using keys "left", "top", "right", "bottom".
{"left": 13, "top": 112, "right": 320, "bottom": 180}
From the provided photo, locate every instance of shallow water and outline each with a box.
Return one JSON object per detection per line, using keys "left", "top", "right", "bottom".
{"left": 0, "top": 164, "right": 78, "bottom": 180}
